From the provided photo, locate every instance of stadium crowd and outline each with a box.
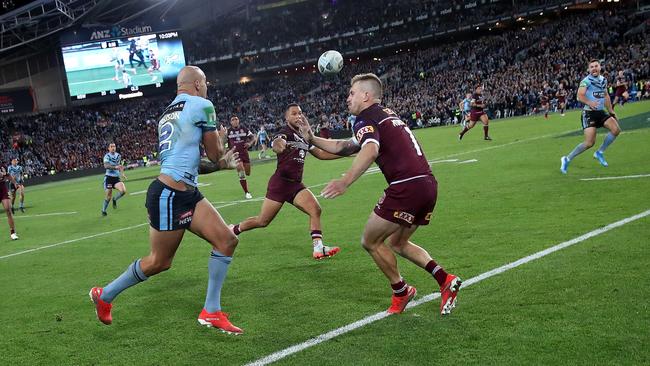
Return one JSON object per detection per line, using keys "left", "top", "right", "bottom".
{"left": 1, "top": 8, "right": 648, "bottom": 178}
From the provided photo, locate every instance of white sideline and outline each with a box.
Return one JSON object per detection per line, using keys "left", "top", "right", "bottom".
{"left": 0, "top": 128, "right": 579, "bottom": 261}
{"left": 580, "top": 174, "right": 650, "bottom": 181}
{"left": 244, "top": 209, "right": 650, "bottom": 366}
{"left": 13, "top": 211, "right": 78, "bottom": 219}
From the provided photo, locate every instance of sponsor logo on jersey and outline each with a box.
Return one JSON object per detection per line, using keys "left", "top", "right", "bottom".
{"left": 393, "top": 211, "right": 415, "bottom": 224}
{"left": 356, "top": 125, "right": 375, "bottom": 142}
{"left": 179, "top": 210, "right": 194, "bottom": 225}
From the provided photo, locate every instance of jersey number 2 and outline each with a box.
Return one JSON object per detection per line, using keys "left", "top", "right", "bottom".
{"left": 159, "top": 122, "right": 174, "bottom": 153}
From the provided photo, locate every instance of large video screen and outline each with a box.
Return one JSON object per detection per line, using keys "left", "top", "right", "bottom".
{"left": 62, "top": 31, "right": 185, "bottom": 100}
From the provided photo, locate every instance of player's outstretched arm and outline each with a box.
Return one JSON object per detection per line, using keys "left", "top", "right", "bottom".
{"left": 321, "top": 142, "right": 378, "bottom": 199}
{"left": 310, "top": 147, "right": 346, "bottom": 160}
{"left": 298, "top": 115, "right": 360, "bottom": 156}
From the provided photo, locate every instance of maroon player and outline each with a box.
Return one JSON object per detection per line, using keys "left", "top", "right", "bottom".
{"left": 556, "top": 84, "right": 568, "bottom": 116}
{"left": 459, "top": 85, "right": 491, "bottom": 141}
{"left": 230, "top": 103, "right": 342, "bottom": 259}
{"left": 612, "top": 70, "right": 629, "bottom": 109}
{"left": 0, "top": 166, "right": 18, "bottom": 240}
{"left": 298, "top": 73, "right": 461, "bottom": 315}
{"left": 227, "top": 116, "right": 255, "bottom": 199}
{"left": 540, "top": 92, "right": 550, "bottom": 119}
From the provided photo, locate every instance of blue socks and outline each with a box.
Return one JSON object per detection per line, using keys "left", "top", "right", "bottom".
{"left": 204, "top": 250, "right": 233, "bottom": 313}
{"left": 102, "top": 200, "right": 109, "bottom": 212}
{"left": 101, "top": 259, "right": 148, "bottom": 303}
{"left": 113, "top": 191, "right": 125, "bottom": 202}
{"left": 598, "top": 132, "right": 617, "bottom": 153}
{"left": 567, "top": 143, "right": 588, "bottom": 161}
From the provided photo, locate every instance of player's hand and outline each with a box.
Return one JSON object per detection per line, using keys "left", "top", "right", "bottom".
{"left": 221, "top": 148, "right": 240, "bottom": 169}
{"left": 321, "top": 179, "right": 347, "bottom": 199}
{"left": 297, "top": 116, "right": 315, "bottom": 142}
{"left": 588, "top": 101, "right": 600, "bottom": 110}
{"left": 273, "top": 138, "right": 287, "bottom": 154}
{"left": 217, "top": 125, "right": 228, "bottom": 143}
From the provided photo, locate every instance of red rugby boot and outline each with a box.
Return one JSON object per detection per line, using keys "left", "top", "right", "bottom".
{"left": 313, "top": 245, "right": 340, "bottom": 260}
{"left": 198, "top": 309, "right": 243, "bottom": 335}
{"left": 89, "top": 287, "right": 113, "bottom": 325}
{"left": 440, "top": 274, "right": 462, "bottom": 315}
{"left": 387, "top": 285, "right": 417, "bottom": 314}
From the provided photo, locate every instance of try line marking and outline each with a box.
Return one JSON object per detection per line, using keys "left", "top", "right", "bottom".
{"left": 0, "top": 128, "right": 575, "bottom": 261}
{"left": 580, "top": 174, "right": 650, "bottom": 181}
{"left": 244, "top": 208, "right": 650, "bottom": 366}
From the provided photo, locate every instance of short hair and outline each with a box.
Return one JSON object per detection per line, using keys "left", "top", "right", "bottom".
{"left": 286, "top": 103, "right": 300, "bottom": 112}
{"left": 589, "top": 59, "right": 600, "bottom": 65}
{"left": 230, "top": 115, "right": 239, "bottom": 120}
{"left": 351, "top": 73, "right": 383, "bottom": 100}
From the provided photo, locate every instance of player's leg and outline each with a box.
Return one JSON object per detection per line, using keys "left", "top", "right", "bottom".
{"left": 236, "top": 163, "right": 251, "bottom": 198}
{"left": 594, "top": 116, "right": 621, "bottom": 167}
{"left": 18, "top": 185, "right": 24, "bottom": 212}
{"left": 112, "top": 181, "right": 127, "bottom": 208}
{"left": 480, "top": 114, "right": 491, "bottom": 140}
{"left": 561, "top": 125, "right": 596, "bottom": 174}
{"left": 387, "top": 224, "right": 461, "bottom": 315}
{"left": 102, "top": 181, "right": 112, "bottom": 215}
{"left": 361, "top": 212, "right": 415, "bottom": 313}
{"left": 459, "top": 119, "right": 477, "bottom": 140}
{"left": 232, "top": 198, "right": 283, "bottom": 234}
{"left": 292, "top": 188, "right": 340, "bottom": 259}
{"left": 2, "top": 198, "right": 17, "bottom": 239}
{"left": 188, "top": 198, "right": 242, "bottom": 334}
{"left": 10, "top": 186, "right": 16, "bottom": 213}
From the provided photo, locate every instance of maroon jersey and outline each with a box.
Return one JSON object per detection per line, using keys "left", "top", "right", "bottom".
{"left": 556, "top": 89, "right": 567, "bottom": 101}
{"left": 616, "top": 75, "right": 627, "bottom": 90}
{"left": 541, "top": 95, "right": 549, "bottom": 104}
{"left": 353, "top": 104, "right": 432, "bottom": 185}
{"left": 471, "top": 92, "right": 484, "bottom": 112}
{"left": 227, "top": 126, "right": 253, "bottom": 154}
{"left": 273, "top": 125, "right": 311, "bottom": 182}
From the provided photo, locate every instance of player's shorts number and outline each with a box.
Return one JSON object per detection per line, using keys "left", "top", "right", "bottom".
{"left": 159, "top": 122, "right": 174, "bottom": 152}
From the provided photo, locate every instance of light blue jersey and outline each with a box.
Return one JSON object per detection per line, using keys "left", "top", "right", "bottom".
{"left": 158, "top": 93, "right": 217, "bottom": 187}
{"left": 462, "top": 98, "right": 472, "bottom": 112}
{"left": 103, "top": 152, "right": 121, "bottom": 177}
{"left": 7, "top": 165, "right": 23, "bottom": 184}
{"left": 580, "top": 74, "right": 607, "bottom": 111}
{"left": 258, "top": 129, "right": 268, "bottom": 142}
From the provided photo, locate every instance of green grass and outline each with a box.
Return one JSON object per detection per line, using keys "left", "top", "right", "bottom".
{"left": 67, "top": 66, "right": 163, "bottom": 96}
{"left": 1, "top": 101, "right": 649, "bottom": 365}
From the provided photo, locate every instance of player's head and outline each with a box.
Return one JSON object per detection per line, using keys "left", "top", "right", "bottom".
{"left": 176, "top": 65, "right": 208, "bottom": 98}
{"left": 230, "top": 116, "right": 240, "bottom": 128}
{"left": 465, "top": 93, "right": 472, "bottom": 99}
{"left": 588, "top": 59, "right": 601, "bottom": 76}
{"left": 475, "top": 85, "right": 483, "bottom": 93}
{"left": 11, "top": 158, "right": 17, "bottom": 166}
{"left": 348, "top": 73, "right": 383, "bottom": 116}
{"left": 108, "top": 143, "right": 116, "bottom": 153}
{"left": 260, "top": 125, "right": 265, "bottom": 131}
{"left": 285, "top": 103, "right": 303, "bottom": 129}
{"left": 617, "top": 70, "right": 624, "bottom": 77}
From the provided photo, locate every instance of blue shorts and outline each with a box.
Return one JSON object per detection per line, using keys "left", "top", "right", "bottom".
{"left": 145, "top": 179, "right": 204, "bottom": 231}
{"left": 103, "top": 175, "right": 121, "bottom": 190}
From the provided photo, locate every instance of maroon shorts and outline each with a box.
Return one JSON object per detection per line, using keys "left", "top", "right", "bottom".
{"left": 469, "top": 110, "right": 486, "bottom": 122}
{"left": 237, "top": 148, "right": 251, "bottom": 164}
{"left": 558, "top": 97, "right": 566, "bottom": 104}
{"left": 265, "top": 174, "right": 306, "bottom": 204}
{"left": 615, "top": 86, "right": 627, "bottom": 97}
{"left": 374, "top": 175, "right": 437, "bottom": 227}
{"left": 0, "top": 182, "right": 9, "bottom": 200}
{"left": 151, "top": 59, "right": 160, "bottom": 70}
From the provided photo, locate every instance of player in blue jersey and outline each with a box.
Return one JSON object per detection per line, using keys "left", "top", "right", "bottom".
{"left": 561, "top": 59, "right": 621, "bottom": 174}
{"left": 8, "top": 158, "right": 25, "bottom": 213}
{"left": 257, "top": 125, "right": 269, "bottom": 159}
{"left": 458, "top": 93, "right": 472, "bottom": 129}
{"left": 101, "top": 143, "right": 128, "bottom": 216}
{"left": 90, "top": 66, "right": 243, "bottom": 334}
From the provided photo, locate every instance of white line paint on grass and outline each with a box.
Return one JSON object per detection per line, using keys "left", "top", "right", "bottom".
{"left": 13, "top": 211, "right": 78, "bottom": 218}
{"left": 458, "top": 159, "right": 478, "bottom": 164}
{"left": 580, "top": 174, "right": 650, "bottom": 181}
{"left": 0, "top": 223, "right": 149, "bottom": 260}
{"left": 244, "top": 208, "right": 650, "bottom": 366}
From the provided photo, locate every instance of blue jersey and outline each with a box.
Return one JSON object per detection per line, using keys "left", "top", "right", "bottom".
{"left": 462, "top": 98, "right": 472, "bottom": 112}
{"left": 158, "top": 93, "right": 217, "bottom": 187}
{"left": 103, "top": 152, "right": 121, "bottom": 177}
{"left": 580, "top": 74, "right": 608, "bottom": 111}
{"left": 258, "top": 130, "right": 268, "bottom": 141}
{"left": 7, "top": 165, "right": 23, "bottom": 184}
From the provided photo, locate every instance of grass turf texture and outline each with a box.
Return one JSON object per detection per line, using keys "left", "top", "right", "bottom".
{"left": 0, "top": 101, "right": 648, "bottom": 365}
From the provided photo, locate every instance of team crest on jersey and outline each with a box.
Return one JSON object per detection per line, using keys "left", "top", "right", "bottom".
{"left": 299, "top": 149, "right": 306, "bottom": 158}
{"left": 393, "top": 211, "right": 414, "bottom": 224}
{"left": 382, "top": 108, "right": 396, "bottom": 115}
{"left": 356, "top": 126, "right": 375, "bottom": 142}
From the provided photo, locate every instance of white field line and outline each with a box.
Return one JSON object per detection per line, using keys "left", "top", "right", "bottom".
{"left": 458, "top": 159, "right": 478, "bottom": 164}
{"left": 13, "top": 211, "right": 78, "bottom": 218}
{"left": 580, "top": 174, "right": 650, "bottom": 181}
{"left": 245, "top": 208, "right": 650, "bottom": 366}
{"left": 0, "top": 128, "right": 577, "bottom": 261}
